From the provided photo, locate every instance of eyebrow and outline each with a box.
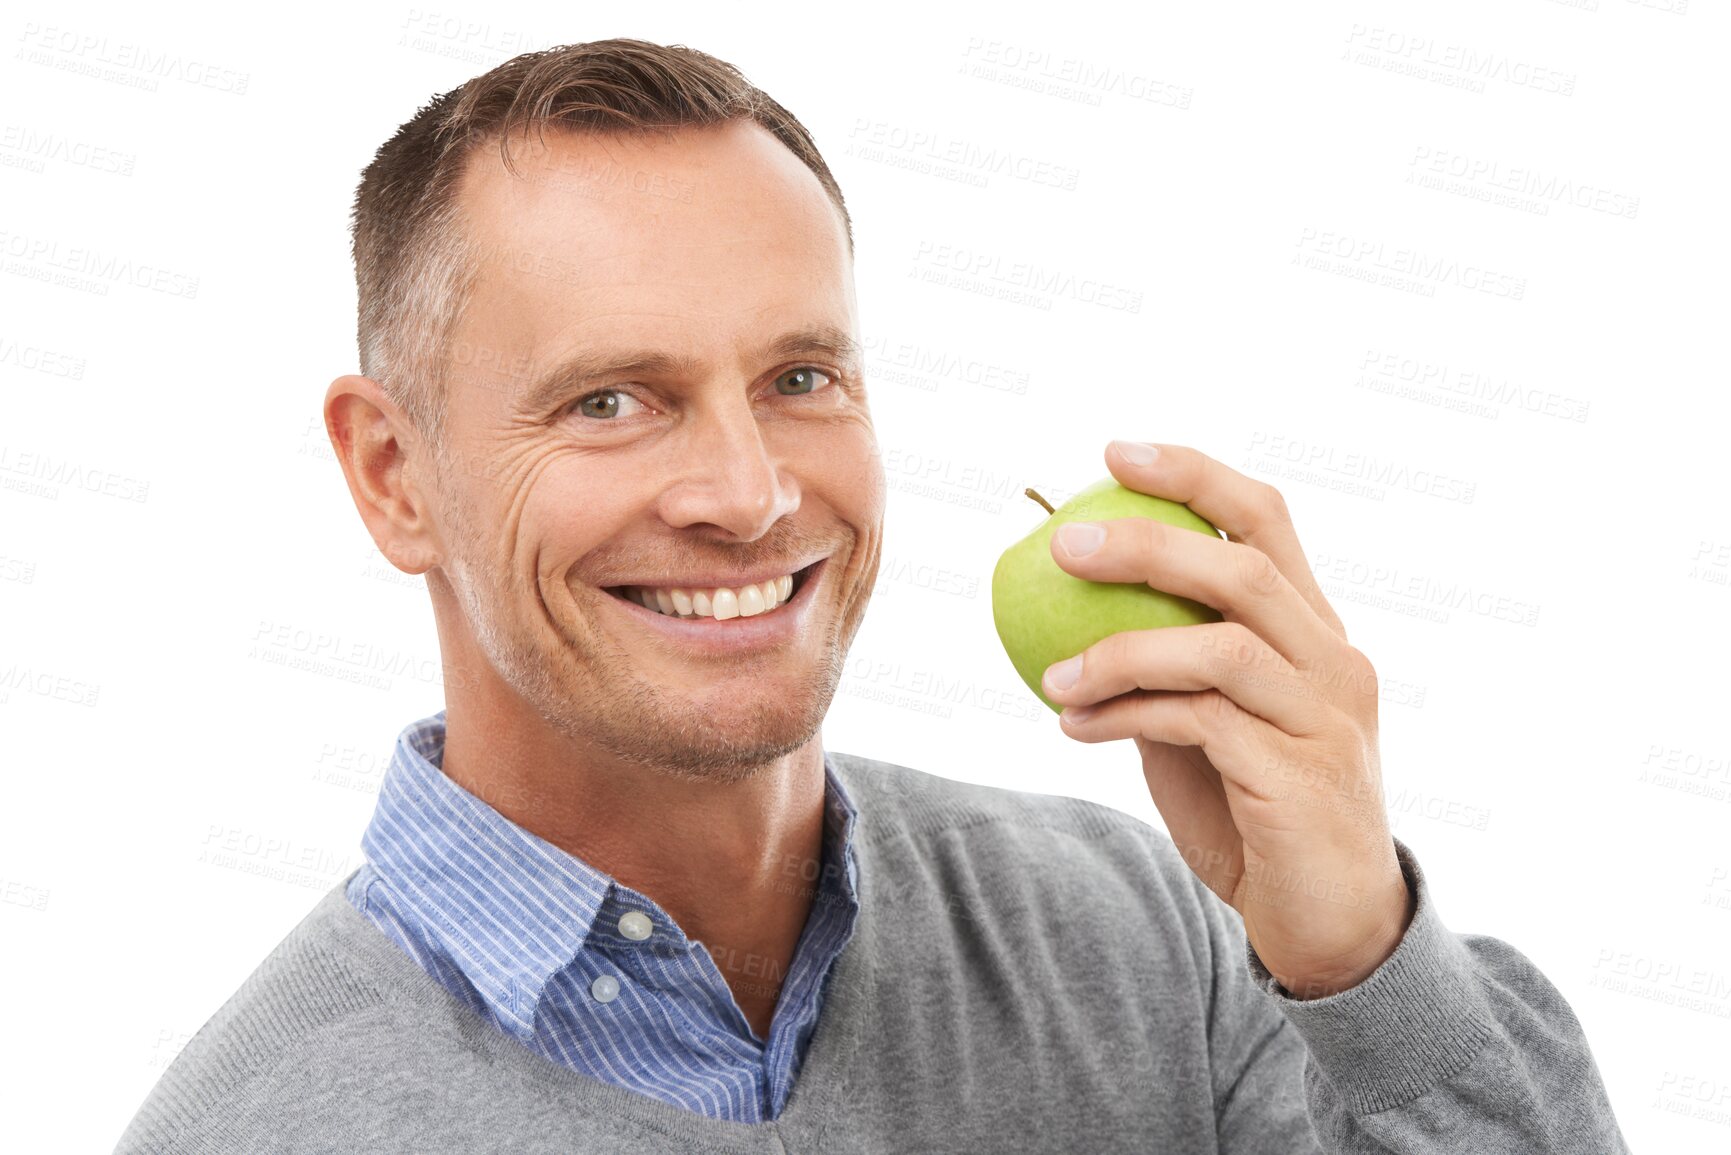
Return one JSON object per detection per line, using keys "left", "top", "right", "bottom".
{"left": 517, "top": 323, "right": 862, "bottom": 414}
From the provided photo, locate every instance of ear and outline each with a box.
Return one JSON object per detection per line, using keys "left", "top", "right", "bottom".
{"left": 323, "top": 375, "right": 442, "bottom": 575}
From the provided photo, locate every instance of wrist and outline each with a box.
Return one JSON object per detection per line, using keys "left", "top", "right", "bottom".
{"left": 1281, "top": 874, "right": 1416, "bottom": 999}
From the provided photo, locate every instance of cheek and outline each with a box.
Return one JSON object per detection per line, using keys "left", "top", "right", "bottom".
{"left": 798, "top": 421, "right": 884, "bottom": 519}
{"left": 508, "top": 463, "right": 635, "bottom": 580}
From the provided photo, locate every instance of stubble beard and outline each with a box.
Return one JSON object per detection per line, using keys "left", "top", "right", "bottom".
{"left": 439, "top": 482, "right": 869, "bottom": 786}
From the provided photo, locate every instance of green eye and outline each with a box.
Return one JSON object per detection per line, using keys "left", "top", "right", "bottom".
{"left": 577, "top": 393, "right": 617, "bottom": 418}
{"left": 774, "top": 367, "right": 834, "bottom": 396}
{"left": 574, "top": 390, "right": 644, "bottom": 419}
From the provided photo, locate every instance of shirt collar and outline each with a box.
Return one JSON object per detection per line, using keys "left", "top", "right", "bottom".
{"left": 359, "top": 709, "right": 860, "bottom": 1041}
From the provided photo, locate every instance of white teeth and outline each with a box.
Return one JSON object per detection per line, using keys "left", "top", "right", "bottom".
{"left": 621, "top": 568, "right": 806, "bottom": 620}
{"left": 738, "top": 584, "right": 766, "bottom": 617}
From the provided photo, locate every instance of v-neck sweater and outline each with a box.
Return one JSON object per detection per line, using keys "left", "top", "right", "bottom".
{"left": 115, "top": 749, "right": 1628, "bottom": 1153}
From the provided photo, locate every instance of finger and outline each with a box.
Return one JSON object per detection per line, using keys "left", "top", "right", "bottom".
{"left": 1041, "top": 621, "right": 1332, "bottom": 736}
{"left": 1138, "top": 739, "right": 1245, "bottom": 904}
{"left": 1104, "top": 441, "right": 1348, "bottom": 640}
{"left": 1051, "top": 512, "right": 1348, "bottom": 674}
{"left": 1058, "top": 688, "right": 1282, "bottom": 800}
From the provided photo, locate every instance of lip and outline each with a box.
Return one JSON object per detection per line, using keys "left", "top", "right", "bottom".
{"left": 600, "top": 557, "right": 828, "bottom": 655}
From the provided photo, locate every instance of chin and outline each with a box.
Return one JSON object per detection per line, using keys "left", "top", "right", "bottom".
{"left": 501, "top": 591, "right": 845, "bottom": 775}
{"left": 555, "top": 673, "right": 830, "bottom": 782}
{"left": 676, "top": 686, "right": 820, "bottom": 749}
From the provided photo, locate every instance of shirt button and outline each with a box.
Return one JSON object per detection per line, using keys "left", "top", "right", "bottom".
{"left": 590, "top": 974, "right": 620, "bottom": 1004}
{"left": 618, "top": 911, "right": 653, "bottom": 941}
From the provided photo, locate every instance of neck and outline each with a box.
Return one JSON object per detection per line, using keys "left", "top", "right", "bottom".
{"left": 439, "top": 689, "right": 830, "bottom": 1037}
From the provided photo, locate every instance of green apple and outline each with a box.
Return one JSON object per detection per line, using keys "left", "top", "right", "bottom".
{"left": 993, "top": 477, "right": 1223, "bottom": 714}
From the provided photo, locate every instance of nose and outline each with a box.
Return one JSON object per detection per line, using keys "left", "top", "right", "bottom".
{"left": 655, "top": 390, "right": 799, "bottom": 540}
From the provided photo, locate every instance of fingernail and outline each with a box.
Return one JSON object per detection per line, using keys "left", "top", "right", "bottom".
{"left": 1057, "top": 521, "right": 1106, "bottom": 557}
{"left": 1063, "top": 704, "right": 1095, "bottom": 724}
{"left": 1112, "top": 440, "right": 1158, "bottom": 466}
{"left": 1045, "top": 655, "right": 1083, "bottom": 691}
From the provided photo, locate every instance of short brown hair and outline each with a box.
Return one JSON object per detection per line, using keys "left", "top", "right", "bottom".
{"left": 349, "top": 38, "right": 853, "bottom": 445}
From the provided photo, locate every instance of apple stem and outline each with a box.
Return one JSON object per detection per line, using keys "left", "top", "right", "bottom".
{"left": 1024, "top": 487, "right": 1055, "bottom": 515}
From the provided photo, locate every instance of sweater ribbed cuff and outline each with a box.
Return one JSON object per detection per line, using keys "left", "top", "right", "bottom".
{"left": 1245, "top": 837, "right": 1498, "bottom": 1115}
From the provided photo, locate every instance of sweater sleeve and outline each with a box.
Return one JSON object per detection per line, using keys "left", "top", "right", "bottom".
{"left": 1202, "top": 837, "right": 1629, "bottom": 1154}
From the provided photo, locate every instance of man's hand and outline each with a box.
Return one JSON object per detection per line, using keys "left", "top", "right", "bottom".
{"left": 1041, "top": 440, "right": 1413, "bottom": 999}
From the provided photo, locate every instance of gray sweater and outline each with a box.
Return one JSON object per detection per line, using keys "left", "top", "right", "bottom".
{"left": 116, "top": 750, "right": 1628, "bottom": 1153}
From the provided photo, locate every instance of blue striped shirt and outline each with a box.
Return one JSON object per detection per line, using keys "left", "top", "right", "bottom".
{"left": 344, "top": 710, "right": 861, "bottom": 1123}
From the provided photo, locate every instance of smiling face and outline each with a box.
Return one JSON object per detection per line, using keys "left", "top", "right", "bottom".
{"left": 420, "top": 120, "right": 884, "bottom": 782}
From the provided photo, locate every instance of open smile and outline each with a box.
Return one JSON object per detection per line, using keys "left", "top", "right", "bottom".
{"left": 604, "top": 559, "right": 822, "bottom": 620}
{"left": 600, "top": 558, "right": 828, "bottom": 654}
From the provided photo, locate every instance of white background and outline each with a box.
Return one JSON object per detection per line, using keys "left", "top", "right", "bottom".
{"left": 3, "top": 0, "right": 1728, "bottom": 1150}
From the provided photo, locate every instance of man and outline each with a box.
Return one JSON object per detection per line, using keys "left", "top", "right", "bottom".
{"left": 117, "top": 38, "right": 1627, "bottom": 1153}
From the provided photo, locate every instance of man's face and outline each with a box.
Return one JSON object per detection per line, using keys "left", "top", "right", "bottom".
{"left": 425, "top": 121, "right": 883, "bottom": 781}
